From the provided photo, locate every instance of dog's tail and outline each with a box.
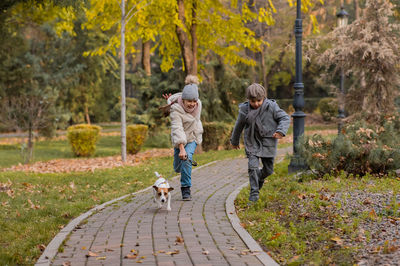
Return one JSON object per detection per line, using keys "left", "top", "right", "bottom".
{"left": 154, "top": 172, "right": 162, "bottom": 178}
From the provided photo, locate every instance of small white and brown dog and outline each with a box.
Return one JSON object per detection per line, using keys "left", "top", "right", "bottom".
{"left": 153, "top": 172, "right": 174, "bottom": 211}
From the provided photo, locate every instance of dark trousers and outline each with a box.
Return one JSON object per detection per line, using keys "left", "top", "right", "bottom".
{"left": 247, "top": 155, "right": 274, "bottom": 201}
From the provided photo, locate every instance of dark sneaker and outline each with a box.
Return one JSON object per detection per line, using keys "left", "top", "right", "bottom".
{"left": 181, "top": 187, "right": 191, "bottom": 201}
{"left": 182, "top": 195, "right": 192, "bottom": 201}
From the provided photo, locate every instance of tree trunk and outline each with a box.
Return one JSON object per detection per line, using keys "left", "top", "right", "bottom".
{"left": 191, "top": 0, "right": 198, "bottom": 75}
{"left": 84, "top": 104, "right": 91, "bottom": 124}
{"left": 260, "top": 46, "right": 267, "bottom": 88}
{"left": 142, "top": 40, "right": 151, "bottom": 76}
{"left": 26, "top": 124, "right": 33, "bottom": 164}
{"left": 176, "top": 0, "right": 195, "bottom": 75}
{"left": 354, "top": 0, "right": 360, "bottom": 20}
{"left": 120, "top": 0, "right": 127, "bottom": 162}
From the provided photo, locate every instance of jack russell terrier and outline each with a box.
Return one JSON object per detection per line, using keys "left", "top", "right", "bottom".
{"left": 153, "top": 172, "right": 174, "bottom": 211}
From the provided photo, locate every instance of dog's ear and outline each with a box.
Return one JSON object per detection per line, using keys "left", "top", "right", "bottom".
{"left": 168, "top": 187, "right": 174, "bottom": 192}
{"left": 153, "top": 186, "right": 158, "bottom": 191}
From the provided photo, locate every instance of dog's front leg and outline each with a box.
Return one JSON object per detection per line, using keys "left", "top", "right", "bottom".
{"left": 167, "top": 195, "right": 171, "bottom": 211}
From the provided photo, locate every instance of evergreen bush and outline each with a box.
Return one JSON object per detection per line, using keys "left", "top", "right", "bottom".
{"left": 317, "top": 98, "right": 338, "bottom": 121}
{"left": 67, "top": 124, "right": 101, "bottom": 157}
{"left": 127, "top": 124, "right": 148, "bottom": 154}
{"left": 202, "top": 122, "right": 234, "bottom": 151}
{"left": 297, "top": 116, "right": 400, "bottom": 177}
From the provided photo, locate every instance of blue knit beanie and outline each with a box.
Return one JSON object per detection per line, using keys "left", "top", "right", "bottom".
{"left": 182, "top": 83, "right": 199, "bottom": 101}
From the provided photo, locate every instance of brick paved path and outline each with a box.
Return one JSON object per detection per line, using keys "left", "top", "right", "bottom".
{"left": 45, "top": 150, "right": 289, "bottom": 266}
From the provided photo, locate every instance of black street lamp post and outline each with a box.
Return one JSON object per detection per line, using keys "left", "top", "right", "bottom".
{"left": 288, "top": 0, "right": 307, "bottom": 173}
{"left": 336, "top": 6, "right": 349, "bottom": 134}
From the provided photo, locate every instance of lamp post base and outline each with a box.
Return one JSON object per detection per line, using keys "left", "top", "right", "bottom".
{"left": 288, "top": 154, "right": 308, "bottom": 173}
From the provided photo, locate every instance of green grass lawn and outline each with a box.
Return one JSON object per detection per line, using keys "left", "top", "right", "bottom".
{"left": 236, "top": 158, "right": 400, "bottom": 265}
{"left": 0, "top": 148, "right": 245, "bottom": 265}
{"left": 0, "top": 134, "right": 172, "bottom": 169}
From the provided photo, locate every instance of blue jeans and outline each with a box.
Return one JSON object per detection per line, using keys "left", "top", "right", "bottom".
{"left": 173, "top": 142, "right": 197, "bottom": 187}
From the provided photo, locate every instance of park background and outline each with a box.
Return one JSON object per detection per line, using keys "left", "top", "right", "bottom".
{"left": 1, "top": 0, "right": 400, "bottom": 265}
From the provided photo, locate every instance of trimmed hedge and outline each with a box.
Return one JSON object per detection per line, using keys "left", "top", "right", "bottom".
{"left": 127, "top": 124, "right": 148, "bottom": 154}
{"left": 67, "top": 124, "right": 101, "bottom": 157}
{"left": 202, "top": 122, "right": 234, "bottom": 151}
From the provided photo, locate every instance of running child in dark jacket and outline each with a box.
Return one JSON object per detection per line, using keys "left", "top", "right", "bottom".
{"left": 230, "top": 83, "right": 290, "bottom": 203}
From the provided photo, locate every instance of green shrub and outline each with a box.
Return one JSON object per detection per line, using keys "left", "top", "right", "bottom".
{"left": 317, "top": 98, "right": 338, "bottom": 121}
{"left": 144, "top": 130, "right": 170, "bottom": 148}
{"left": 202, "top": 122, "right": 234, "bottom": 151}
{"left": 297, "top": 116, "right": 400, "bottom": 177}
{"left": 67, "top": 124, "right": 101, "bottom": 157}
{"left": 127, "top": 124, "right": 148, "bottom": 154}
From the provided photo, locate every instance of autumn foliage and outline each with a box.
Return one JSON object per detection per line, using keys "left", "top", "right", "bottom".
{"left": 127, "top": 124, "right": 148, "bottom": 154}
{"left": 67, "top": 124, "right": 101, "bottom": 157}
{"left": 318, "top": 0, "right": 400, "bottom": 123}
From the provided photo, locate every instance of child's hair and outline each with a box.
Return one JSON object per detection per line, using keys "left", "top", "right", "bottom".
{"left": 185, "top": 75, "right": 200, "bottom": 85}
{"left": 246, "top": 83, "right": 267, "bottom": 100}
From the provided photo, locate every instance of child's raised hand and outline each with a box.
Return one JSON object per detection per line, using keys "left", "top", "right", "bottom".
{"left": 162, "top": 93, "right": 172, "bottom": 100}
{"left": 273, "top": 132, "right": 284, "bottom": 139}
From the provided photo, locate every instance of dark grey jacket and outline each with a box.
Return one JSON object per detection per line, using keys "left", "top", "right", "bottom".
{"left": 230, "top": 99, "right": 290, "bottom": 157}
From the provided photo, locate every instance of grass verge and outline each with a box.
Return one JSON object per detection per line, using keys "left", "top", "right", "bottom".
{"left": 235, "top": 158, "right": 400, "bottom": 265}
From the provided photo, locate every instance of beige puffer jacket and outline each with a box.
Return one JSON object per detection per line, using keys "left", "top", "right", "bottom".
{"left": 167, "top": 93, "right": 203, "bottom": 148}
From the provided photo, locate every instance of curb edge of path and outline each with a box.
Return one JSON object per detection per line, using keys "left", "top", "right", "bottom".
{"left": 226, "top": 183, "right": 280, "bottom": 266}
{"left": 35, "top": 160, "right": 218, "bottom": 266}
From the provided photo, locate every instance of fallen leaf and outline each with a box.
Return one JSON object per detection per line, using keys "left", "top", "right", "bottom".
{"left": 297, "top": 193, "right": 306, "bottom": 200}
{"left": 269, "top": 232, "right": 282, "bottom": 241}
{"left": 331, "top": 237, "right": 343, "bottom": 245}
{"left": 28, "top": 199, "right": 40, "bottom": 209}
{"left": 288, "top": 255, "right": 300, "bottom": 263}
{"left": 96, "top": 256, "right": 106, "bottom": 260}
{"left": 175, "top": 236, "right": 184, "bottom": 244}
{"left": 37, "top": 244, "right": 46, "bottom": 252}
{"left": 202, "top": 250, "right": 209, "bottom": 255}
{"left": 136, "top": 260, "right": 143, "bottom": 263}
{"left": 86, "top": 251, "right": 99, "bottom": 257}
{"left": 6, "top": 189, "right": 15, "bottom": 198}
{"left": 81, "top": 246, "right": 86, "bottom": 250}
{"left": 363, "top": 198, "right": 372, "bottom": 205}
{"left": 369, "top": 209, "right": 377, "bottom": 219}
{"left": 165, "top": 250, "right": 179, "bottom": 255}
{"left": 124, "top": 254, "right": 137, "bottom": 259}
{"left": 130, "top": 249, "right": 136, "bottom": 253}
